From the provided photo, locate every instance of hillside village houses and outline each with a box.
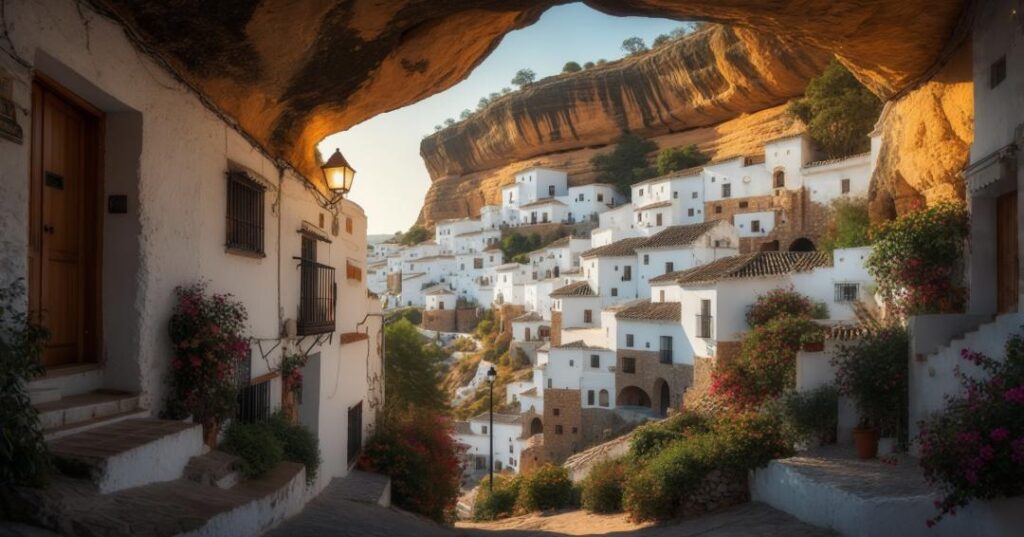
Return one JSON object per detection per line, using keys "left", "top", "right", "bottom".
{"left": 0, "top": 0, "right": 383, "bottom": 530}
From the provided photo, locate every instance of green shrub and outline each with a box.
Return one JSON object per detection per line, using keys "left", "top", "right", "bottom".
{"left": 473, "top": 474, "right": 522, "bottom": 521}
{"left": 221, "top": 421, "right": 284, "bottom": 478}
{"left": 590, "top": 133, "right": 658, "bottom": 195}
{"left": 630, "top": 411, "right": 710, "bottom": 461}
{"left": 656, "top": 144, "right": 709, "bottom": 175}
{"left": 267, "top": 413, "right": 321, "bottom": 484}
{"left": 451, "top": 336, "right": 477, "bottom": 352}
{"left": 516, "top": 463, "right": 575, "bottom": 512}
{"left": 782, "top": 387, "right": 838, "bottom": 445}
{"left": 821, "top": 197, "right": 872, "bottom": 253}
{"left": 832, "top": 325, "right": 908, "bottom": 433}
{"left": 788, "top": 59, "right": 882, "bottom": 159}
{"left": 580, "top": 459, "right": 626, "bottom": 513}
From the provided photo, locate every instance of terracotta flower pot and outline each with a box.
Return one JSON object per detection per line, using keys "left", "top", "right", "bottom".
{"left": 852, "top": 427, "right": 879, "bottom": 459}
{"left": 802, "top": 341, "right": 825, "bottom": 352}
{"left": 203, "top": 420, "right": 220, "bottom": 449}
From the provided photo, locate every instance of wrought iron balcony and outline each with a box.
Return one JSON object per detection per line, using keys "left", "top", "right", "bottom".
{"left": 296, "top": 257, "right": 336, "bottom": 335}
{"left": 696, "top": 314, "right": 713, "bottom": 339}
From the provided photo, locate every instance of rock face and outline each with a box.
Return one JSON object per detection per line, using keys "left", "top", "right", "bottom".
{"left": 90, "top": 0, "right": 968, "bottom": 184}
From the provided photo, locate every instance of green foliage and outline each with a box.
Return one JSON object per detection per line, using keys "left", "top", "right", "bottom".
{"left": 656, "top": 144, "right": 709, "bottom": 175}
{"left": 580, "top": 459, "right": 627, "bottom": 513}
{"left": 221, "top": 421, "right": 285, "bottom": 478}
{"left": 621, "top": 37, "right": 648, "bottom": 56}
{"left": 359, "top": 407, "right": 463, "bottom": 524}
{"left": 590, "top": 133, "right": 658, "bottom": 195}
{"left": 788, "top": 59, "right": 882, "bottom": 159}
{"left": 508, "top": 347, "right": 530, "bottom": 369}
{"left": 583, "top": 61, "right": 595, "bottom": 69}
{"left": 516, "top": 463, "right": 575, "bottom": 512}
{"left": 167, "top": 283, "right": 248, "bottom": 428}
{"left": 0, "top": 280, "right": 51, "bottom": 487}
{"left": 745, "top": 288, "right": 818, "bottom": 328}
{"left": 831, "top": 325, "right": 908, "bottom": 432}
{"left": 473, "top": 474, "right": 522, "bottom": 521}
{"left": 511, "top": 68, "right": 536, "bottom": 87}
{"left": 821, "top": 197, "right": 872, "bottom": 253}
{"left": 562, "top": 61, "right": 582, "bottom": 73}
{"left": 652, "top": 34, "right": 670, "bottom": 47}
{"left": 391, "top": 307, "right": 422, "bottom": 326}
{"left": 918, "top": 336, "right": 1024, "bottom": 526}
{"left": 500, "top": 230, "right": 566, "bottom": 263}
{"left": 450, "top": 336, "right": 477, "bottom": 352}
{"left": 460, "top": 109, "right": 472, "bottom": 120}
{"left": 782, "top": 386, "right": 839, "bottom": 445}
{"left": 399, "top": 225, "right": 430, "bottom": 246}
{"left": 267, "top": 413, "right": 321, "bottom": 484}
{"left": 629, "top": 411, "right": 710, "bottom": 461}
{"left": 385, "top": 319, "right": 448, "bottom": 411}
{"left": 866, "top": 201, "right": 969, "bottom": 315}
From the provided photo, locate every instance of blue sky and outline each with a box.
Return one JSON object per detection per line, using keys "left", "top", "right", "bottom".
{"left": 320, "top": 4, "right": 684, "bottom": 235}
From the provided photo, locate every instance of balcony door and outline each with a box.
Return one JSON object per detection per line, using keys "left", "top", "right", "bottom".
{"left": 997, "top": 191, "right": 1018, "bottom": 313}
{"left": 29, "top": 79, "right": 103, "bottom": 368}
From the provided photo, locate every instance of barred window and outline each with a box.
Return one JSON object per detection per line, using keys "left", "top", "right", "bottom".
{"left": 226, "top": 171, "right": 265, "bottom": 255}
{"left": 835, "top": 283, "right": 859, "bottom": 302}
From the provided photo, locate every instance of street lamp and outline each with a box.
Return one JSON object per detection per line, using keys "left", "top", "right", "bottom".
{"left": 486, "top": 365, "right": 497, "bottom": 490}
{"left": 321, "top": 148, "right": 356, "bottom": 206}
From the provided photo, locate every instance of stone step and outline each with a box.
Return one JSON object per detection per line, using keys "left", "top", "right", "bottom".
{"left": 34, "top": 389, "right": 140, "bottom": 433}
{"left": 49, "top": 418, "right": 204, "bottom": 494}
{"left": 26, "top": 363, "right": 104, "bottom": 399}
{"left": 185, "top": 450, "right": 242, "bottom": 489}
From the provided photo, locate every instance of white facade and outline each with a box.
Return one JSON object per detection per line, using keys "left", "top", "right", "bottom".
{"left": 456, "top": 414, "right": 526, "bottom": 474}
{"left": 425, "top": 289, "right": 455, "bottom": 311}
{"left": 493, "top": 263, "right": 529, "bottom": 306}
{"left": 547, "top": 343, "right": 617, "bottom": 409}
{"left": 582, "top": 254, "right": 640, "bottom": 307}
{"left": 565, "top": 183, "right": 623, "bottom": 223}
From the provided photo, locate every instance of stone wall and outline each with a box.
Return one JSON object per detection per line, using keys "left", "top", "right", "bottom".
{"left": 615, "top": 350, "right": 694, "bottom": 414}
{"left": 542, "top": 388, "right": 583, "bottom": 464}
{"left": 497, "top": 304, "right": 526, "bottom": 336}
{"left": 680, "top": 469, "right": 750, "bottom": 517}
{"left": 456, "top": 308, "right": 480, "bottom": 333}
{"left": 684, "top": 355, "right": 716, "bottom": 407}
{"left": 550, "top": 311, "right": 562, "bottom": 346}
{"left": 706, "top": 188, "right": 831, "bottom": 253}
{"left": 422, "top": 309, "right": 456, "bottom": 332}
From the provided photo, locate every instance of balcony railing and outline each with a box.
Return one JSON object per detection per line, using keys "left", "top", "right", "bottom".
{"left": 296, "top": 257, "right": 336, "bottom": 335}
{"left": 696, "top": 314, "right": 713, "bottom": 339}
{"left": 659, "top": 349, "right": 673, "bottom": 364}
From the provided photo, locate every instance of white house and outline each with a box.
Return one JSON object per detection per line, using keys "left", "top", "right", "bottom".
{"left": 435, "top": 217, "right": 482, "bottom": 253}
{"left": 511, "top": 311, "right": 549, "bottom": 343}
{"left": 480, "top": 205, "right": 503, "bottom": 230}
{"left": 592, "top": 203, "right": 640, "bottom": 246}
{"left": 551, "top": 281, "right": 601, "bottom": 330}
{"left": 565, "top": 183, "right": 623, "bottom": 223}
{"left": 518, "top": 198, "right": 570, "bottom": 225}
{"left": 546, "top": 341, "right": 617, "bottom": 409}
{"left": 634, "top": 220, "right": 739, "bottom": 296}
{"left": 493, "top": 263, "right": 530, "bottom": 306}
{"left": 455, "top": 413, "right": 526, "bottom": 474}
{"left": 3, "top": 0, "right": 381, "bottom": 512}
{"left": 580, "top": 237, "right": 647, "bottom": 307}
{"left": 400, "top": 272, "right": 428, "bottom": 307}
{"left": 425, "top": 288, "right": 456, "bottom": 311}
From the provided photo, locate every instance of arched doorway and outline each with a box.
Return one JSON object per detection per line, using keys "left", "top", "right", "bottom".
{"left": 773, "top": 169, "right": 785, "bottom": 189}
{"left": 617, "top": 386, "right": 651, "bottom": 408}
{"left": 529, "top": 417, "right": 543, "bottom": 436}
{"left": 654, "top": 378, "right": 671, "bottom": 416}
{"left": 789, "top": 237, "right": 816, "bottom": 252}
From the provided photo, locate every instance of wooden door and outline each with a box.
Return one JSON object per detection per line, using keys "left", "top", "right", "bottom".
{"left": 997, "top": 191, "right": 1018, "bottom": 313}
{"left": 29, "top": 79, "right": 102, "bottom": 368}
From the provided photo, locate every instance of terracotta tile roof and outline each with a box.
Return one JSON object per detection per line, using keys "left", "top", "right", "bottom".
{"left": 803, "top": 151, "right": 871, "bottom": 170}
{"left": 635, "top": 200, "right": 673, "bottom": 211}
{"left": 456, "top": 230, "right": 491, "bottom": 237}
{"left": 553, "top": 340, "right": 612, "bottom": 352}
{"left": 550, "top": 281, "right": 596, "bottom": 297}
{"left": 512, "top": 312, "right": 543, "bottom": 322}
{"left": 519, "top": 387, "right": 538, "bottom": 397}
{"left": 402, "top": 272, "right": 426, "bottom": 280}
{"left": 454, "top": 421, "right": 473, "bottom": 435}
{"left": 485, "top": 246, "right": 503, "bottom": 252}
{"left": 426, "top": 288, "right": 455, "bottom": 296}
{"left": 614, "top": 300, "right": 681, "bottom": 322}
{"left": 471, "top": 412, "right": 522, "bottom": 425}
{"left": 637, "top": 221, "right": 720, "bottom": 250}
{"left": 412, "top": 254, "right": 455, "bottom": 263}
{"left": 656, "top": 252, "right": 831, "bottom": 285}
{"left": 495, "top": 263, "right": 523, "bottom": 271}
{"left": 518, "top": 198, "right": 567, "bottom": 209}
{"left": 581, "top": 237, "right": 647, "bottom": 258}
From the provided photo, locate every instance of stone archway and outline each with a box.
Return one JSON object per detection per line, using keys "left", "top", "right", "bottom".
{"left": 618, "top": 386, "right": 651, "bottom": 408}
{"left": 530, "top": 417, "right": 543, "bottom": 436}
{"left": 789, "top": 237, "right": 816, "bottom": 252}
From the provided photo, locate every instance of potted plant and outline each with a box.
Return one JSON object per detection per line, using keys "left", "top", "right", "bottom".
{"left": 279, "top": 351, "right": 308, "bottom": 422}
{"left": 831, "top": 325, "right": 908, "bottom": 459}
{"left": 800, "top": 329, "right": 826, "bottom": 353}
{"left": 168, "top": 283, "right": 250, "bottom": 448}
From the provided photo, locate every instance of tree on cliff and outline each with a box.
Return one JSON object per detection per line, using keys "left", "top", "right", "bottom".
{"left": 621, "top": 37, "right": 648, "bottom": 56}
{"left": 399, "top": 225, "right": 430, "bottom": 246}
{"left": 477, "top": 97, "right": 489, "bottom": 110}
{"left": 459, "top": 109, "right": 472, "bottom": 120}
{"left": 656, "top": 145, "right": 710, "bottom": 175}
{"left": 511, "top": 68, "right": 536, "bottom": 87}
{"left": 653, "top": 34, "right": 670, "bottom": 47}
{"left": 444, "top": 118, "right": 455, "bottom": 127}
{"left": 788, "top": 59, "right": 882, "bottom": 159}
{"left": 584, "top": 61, "right": 596, "bottom": 69}
{"left": 562, "top": 61, "right": 582, "bottom": 73}
{"left": 590, "top": 133, "right": 658, "bottom": 195}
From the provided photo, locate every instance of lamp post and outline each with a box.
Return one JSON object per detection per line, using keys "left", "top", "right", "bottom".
{"left": 320, "top": 148, "right": 356, "bottom": 205}
{"left": 486, "top": 365, "right": 497, "bottom": 490}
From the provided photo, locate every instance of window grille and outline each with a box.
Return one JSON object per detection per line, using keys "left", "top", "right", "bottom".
{"left": 226, "top": 171, "right": 265, "bottom": 255}
{"left": 835, "top": 282, "right": 859, "bottom": 302}
{"left": 237, "top": 379, "right": 271, "bottom": 423}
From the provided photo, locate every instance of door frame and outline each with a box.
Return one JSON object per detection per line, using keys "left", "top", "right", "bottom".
{"left": 996, "top": 190, "right": 1018, "bottom": 314}
{"left": 29, "top": 74, "right": 105, "bottom": 368}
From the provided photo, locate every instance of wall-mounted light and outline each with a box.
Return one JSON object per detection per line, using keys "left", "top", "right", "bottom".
{"left": 321, "top": 148, "right": 356, "bottom": 205}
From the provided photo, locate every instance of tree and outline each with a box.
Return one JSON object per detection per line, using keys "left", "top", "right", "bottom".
{"left": 433, "top": 125, "right": 442, "bottom": 132}
{"left": 501, "top": 87, "right": 512, "bottom": 95}
{"left": 656, "top": 144, "right": 709, "bottom": 175}
{"left": 384, "top": 319, "right": 447, "bottom": 411}
{"left": 562, "top": 61, "right": 582, "bottom": 73}
{"left": 443, "top": 118, "right": 455, "bottom": 127}
{"left": 459, "top": 109, "right": 472, "bottom": 120}
{"left": 584, "top": 61, "right": 595, "bottom": 69}
{"left": 477, "top": 97, "right": 490, "bottom": 110}
{"left": 670, "top": 22, "right": 703, "bottom": 39}
{"left": 788, "top": 59, "right": 882, "bottom": 159}
{"left": 653, "top": 34, "right": 670, "bottom": 47}
{"left": 400, "top": 225, "right": 430, "bottom": 245}
{"left": 489, "top": 92, "right": 500, "bottom": 101}
{"left": 820, "top": 197, "right": 871, "bottom": 253}
{"left": 590, "top": 133, "right": 658, "bottom": 195}
{"left": 597, "top": 59, "right": 607, "bottom": 65}
{"left": 511, "top": 68, "right": 536, "bottom": 87}
{"left": 621, "top": 37, "right": 648, "bottom": 56}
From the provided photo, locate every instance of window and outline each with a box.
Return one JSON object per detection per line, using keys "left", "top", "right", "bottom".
{"left": 438, "top": 301, "right": 445, "bottom": 310}
{"left": 226, "top": 171, "right": 265, "bottom": 255}
{"left": 721, "top": 184, "right": 731, "bottom": 198}
{"left": 553, "top": 408, "right": 560, "bottom": 416}
{"left": 622, "top": 357, "right": 636, "bottom": 374}
{"left": 542, "top": 213, "right": 549, "bottom": 223}
{"left": 555, "top": 425, "right": 563, "bottom": 435}
{"left": 659, "top": 290, "right": 665, "bottom": 302}
{"left": 569, "top": 359, "right": 574, "bottom": 367}
{"left": 715, "top": 205, "right": 722, "bottom": 214}
{"left": 656, "top": 213, "right": 663, "bottom": 226}
{"left": 599, "top": 390, "right": 609, "bottom": 407}
{"left": 611, "top": 288, "right": 618, "bottom": 297}
{"left": 643, "top": 254, "right": 650, "bottom": 265}
{"left": 739, "top": 201, "right": 748, "bottom": 209}
{"left": 774, "top": 170, "right": 785, "bottom": 189}
{"left": 673, "top": 191, "right": 679, "bottom": 199}
{"left": 622, "top": 266, "right": 632, "bottom": 281}
{"left": 587, "top": 390, "right": 595, "bottom": 405}
{"left": 637, "top": 212, "right": 642, "bottom": 223}
{"left": 572, "top": 427, "right": 578, "bottom": 434}
{"left": 841, "top": 179, "right": 851, "bottom": 194}
{"left": 991, "top": 56, "right": 1006, "bottom": 89}
{"left": 659, "top": 336, "right": 673, "bottom": 364}
{"left": 597, "top": 193, "right": 604, "bottom": 202}
{"left": 590, "top": 354, "right": 600, "bottom": 368}
{"left": 688, "top": 208, "right": 694, "bottom": 217}
{"left": 691, "top": 192, "right": 698, "bottom": 199}
{"left": 751, "top": 220, "right": 761, "bottom": 233}
{"left": 482, "top": 425, "right": 488, "bottom": 434}
{"left": 639, "top": 188, "right": 644, "bottom": 196}
{"left": 548, "top": 185, "right": 555, "bottom": 196}
{"left": 697, "top": 299, "right": 713, "bottom": 338}
{"left": 475, "top": 456, "right": 486, "bottom": 470}
{"left": 347, "top": 401, "right": 363, "bottom": 464}
{"left": 835, "top": 282, "right": 859, "bottom": 302}
{"left": 548, "top": 378, "right": 552, "bottom": 388}
{"left": 298, "top": 237, "right": 336, "bottom": 335}
{"left": 626, "top": 334, "right": 634, "bottom": 347}
{"left": 474, "top": 258, "right": 483, "bottom": 269}
{"left": 345, "top": 216, "right": 353, "bottom": 234}
{"left": 346, "top": 261, "right": 362, "bottom": 281}
{"left": 665, "top": 262, "right": 674, "bottom": 273}
{"left": 578, "top": 193, "right": 584, "bottom": 201}
{"left": 584, "top": 309, "right": 593, "bottom": 323}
